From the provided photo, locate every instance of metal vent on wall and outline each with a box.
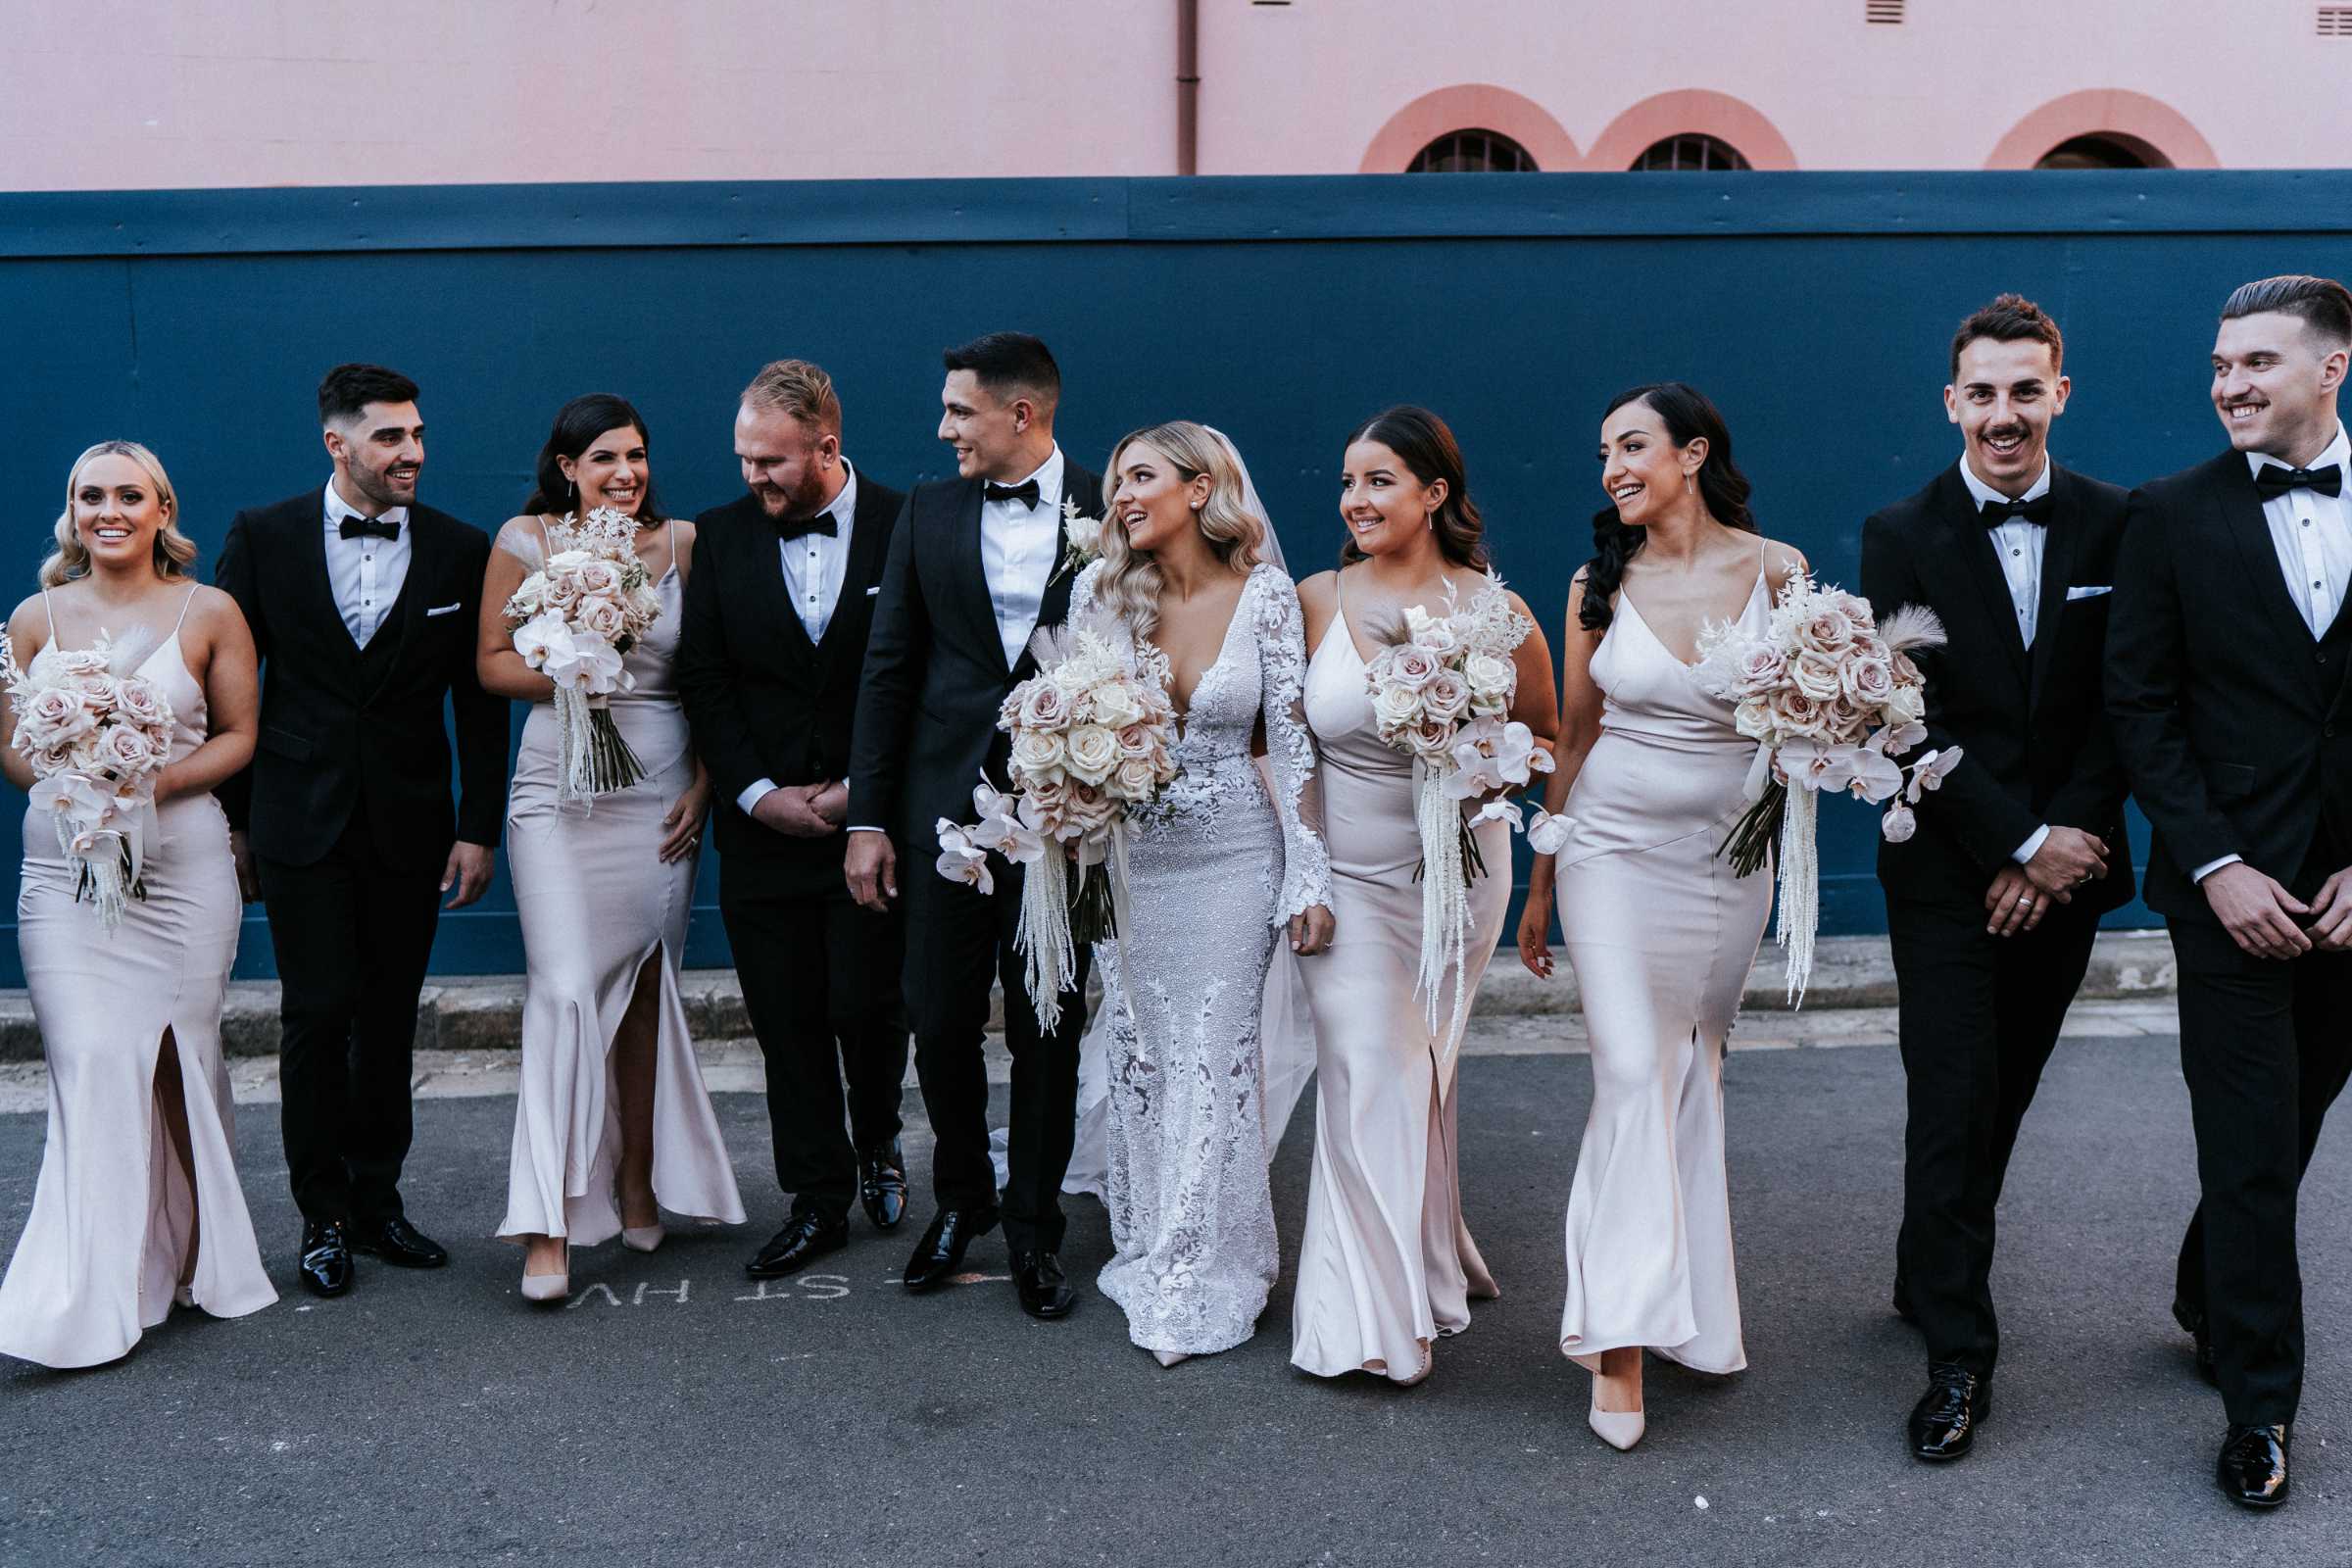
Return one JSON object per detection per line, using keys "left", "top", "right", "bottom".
{"left": 2322, "top": 6, "right": 2352, "bottom": 34}
{"left": 1866, "top": 0, "right": 1904, "bottom": 22}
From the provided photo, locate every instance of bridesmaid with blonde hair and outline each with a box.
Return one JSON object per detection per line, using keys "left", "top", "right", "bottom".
{"left": 479, "top": 395, "right": 742, "bottom": 1301}
{"left": 0, "top": 441, "right": 276, "bottom": 1367}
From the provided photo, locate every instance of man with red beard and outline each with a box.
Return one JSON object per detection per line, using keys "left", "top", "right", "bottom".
{"left": 1860, "top": 295, "right": 2132, "bottom": 1463}
{"left": 2108, "top": 274, "right": 2352, "bottom": 1508}
{"left": 676, "top": 359, "right": 909, "bottom": 1279}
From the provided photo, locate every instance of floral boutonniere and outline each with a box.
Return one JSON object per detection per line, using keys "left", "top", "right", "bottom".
{"left": 1048, "top": 499, "right": 1107, "bottom": 588}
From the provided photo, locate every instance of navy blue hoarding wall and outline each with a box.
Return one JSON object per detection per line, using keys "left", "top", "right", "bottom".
{"left": 3, "top": 171, "right": 2345, "bottom": 982}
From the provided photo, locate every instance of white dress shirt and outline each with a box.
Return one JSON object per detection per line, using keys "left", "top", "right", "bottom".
{"left": 322, "top": 477, "right": 412, "bottom": 647}
{"left": 737, "top": 464, "right": 861, "bottom": 818}
{"left": 2191, "top": 424, "right": 2352, "bottom": 884}
{"left": 780, "top": 461, "right": 859, "bottom": 646}
{"left": 979, "top": 445, "right": 1067, "bottom": 670}
{"left": 1960, "top": 457, "right": 2054, "bottom": 866}
{"left": 842, "top": 447, "right": 1068, "bottom": 837}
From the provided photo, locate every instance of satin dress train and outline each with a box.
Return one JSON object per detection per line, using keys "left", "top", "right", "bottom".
{"left": 1, "top": 593, "right": 276, "bottom": 1367}
{"left": 1289, "top": 575, "right": 1520, "bottom": 1383}
{"left": 495, "top": 525, "right": 744, "bottom": 1249}
{"left": 1554, "top": 572, "right": 1773, "bottom": 1374}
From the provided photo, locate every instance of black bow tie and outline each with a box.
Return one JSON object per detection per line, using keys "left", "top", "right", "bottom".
{"left": 983, "top": 479, "right": 1042, "bottom": 510}
{"left": 338, "top": 514, "right": 400, "bottom": 542}
{"left": 2254, "top": 462, "right": 2344, "bottom": 499}
{"left": 775, "top": 512, "right": 839, "bottom": 541}
{"left": 1979, "top": 494, "right": 2052, "bottom": 528}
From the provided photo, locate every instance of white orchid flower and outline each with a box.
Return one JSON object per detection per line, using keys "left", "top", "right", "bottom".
{"left": 1526, "top": 808, "right": 1576, "bottom": 856}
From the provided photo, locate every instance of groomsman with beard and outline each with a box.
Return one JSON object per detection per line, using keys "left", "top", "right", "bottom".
{"left": 2108, "top": 274, "right": 2352, "bottom": 1509}
{"left": 1860, "top": 295, "right": 2132, "bottom": 1462}
{"left": 216, "top": 363, "right": 507, "bottom": 1298}
{"left": 675, "top": 360, "right": 911, "bottom": 1278}
{"left": 845, "top": 331, "right": 1104, "bottom": 1319}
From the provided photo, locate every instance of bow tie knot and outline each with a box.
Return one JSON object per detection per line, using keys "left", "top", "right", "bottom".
{"left": 1979, "top": 494, "right": 2052, "bottom": 528}
{"left": 2254, "top": 462, "right": 2345, "bottom": 499}
{"left": 338, "top": 514, "right": 400, "bottom": 542}
{"left": 775, "top": 511, "right": 839, "bottom": 541}
{"left": 983, "top": 478, "right": 1043, "bottom": 510}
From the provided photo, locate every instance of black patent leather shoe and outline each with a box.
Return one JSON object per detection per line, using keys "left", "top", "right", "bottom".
{"left": 1908, "top": 1362, "right": 1989, "bottom": 1461}
{"left": 859, "top": 1141, "right": 908, "bottom": 1231}
{"left": 1013, "top": 1250, "right": 1077, "bottom": 1320}
{"left": 297, "top": 1221, "right": 354, "bottom": 1298}
{"left": 903, "top": 1206, "right": 1000, "bottom": 1292}
{"left": 2217, "top": 1424, "right": 2290, "bottom": 1508}
{"left": 348, "top": 1215, "right": 450, "bottom": 1269}
{"left": 2175, "top": 1299, "right": 2219, "bottom": 1387}
{"left": 745, "top": 1212, "right": 849, "bottom": 1279}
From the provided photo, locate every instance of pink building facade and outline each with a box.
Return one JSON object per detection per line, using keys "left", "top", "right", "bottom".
{"left": 5, "top": 0, "right": 2341, "bottom": 190}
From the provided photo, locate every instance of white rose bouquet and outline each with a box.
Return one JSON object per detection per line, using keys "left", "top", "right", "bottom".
{"left": 503, "top": 506, "right": 665, "bottom": 804}
{"left": 1360, "top": 574, "right": 1550, "bottom": 1043}
{"left": 935, "top": 616, "right": 1179, "bottom": 1028}
{"left": 1691, "top": 574, "right": 1958, "bottom": 1002}
{"left": 2, "top": 629, "right": 176, "bottom": 931}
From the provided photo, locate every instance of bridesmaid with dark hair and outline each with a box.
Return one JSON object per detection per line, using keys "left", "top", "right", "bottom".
{"left": 1518, "top": 383, "right": 1806, "bottom": 1448}
{"left": 478, "top": 394, "right": 742, "bottom": 1302}
{"left": 1290, "top": 407, "right": 1557, "bottom": 1385}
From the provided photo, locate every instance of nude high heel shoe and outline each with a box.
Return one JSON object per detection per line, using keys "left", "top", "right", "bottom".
{"left": 621, "top": 1223, "right": 666, "bottom": 1253}
{"left": 1588, "top": 1396, "right": 1645, "bottom": 1451}
{"left": 520, "top": 1245, "right": 570, "bottom": 1304}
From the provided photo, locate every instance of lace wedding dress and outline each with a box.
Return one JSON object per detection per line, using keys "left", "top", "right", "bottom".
{"left": 1068, "top": 558, "right": 1331, "bottom": 1356}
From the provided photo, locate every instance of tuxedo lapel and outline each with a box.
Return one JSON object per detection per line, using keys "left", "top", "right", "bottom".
{"left": 2026, "top": 467, "right": 2081, "bottom": 710}
{"left": 1934, "top": 466, "right": 2030, "bottom": 691}
{"left": 296, "top": 490, "right": 366, "bottom": 690}
{"left": 2213, "top": 454, "right": 2318, "bottom": 652}
{"left": 944, "top": 479, "right": 1007, "bottom": 676}
{"left": 360, "top": 511, "right": 430, "bottom": 704}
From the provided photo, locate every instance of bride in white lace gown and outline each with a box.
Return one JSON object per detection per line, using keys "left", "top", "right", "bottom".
{"left": 1066, "top": 421, "right": 1333, "bottom": 1364}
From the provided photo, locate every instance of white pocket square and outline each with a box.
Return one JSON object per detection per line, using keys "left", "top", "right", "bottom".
{"left": 865, "top": 585, "right": 882, "bottom": 597}
{"left": 2065, "top": 585, "right": 2112, "bottom": 601}
{"left": 425, "top": 602, "right": 464, "bottom": 616}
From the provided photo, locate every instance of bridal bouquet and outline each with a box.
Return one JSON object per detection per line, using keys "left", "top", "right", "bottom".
{"left": 1, "top": 630, "right": 176, "bottom": 931}
{"left": 1362, "top": 576, "right": 1551, "bottom": 1043}
{"left": 1691, "top": 575, "right": 1957, "bottom": 1004}
{"left": 934, "top": 618, "right": 1180, "bottom": 1027}
{"left": 503, "top": 506, "right": 665, "bottom": 804}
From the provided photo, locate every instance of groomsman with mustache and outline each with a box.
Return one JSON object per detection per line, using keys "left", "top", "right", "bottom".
{"left": 1860, "top": 295, "right": 2132, "bottom": 1463}
{"left": 2108, "top": 274, "right": 2352, "bottom": 1509}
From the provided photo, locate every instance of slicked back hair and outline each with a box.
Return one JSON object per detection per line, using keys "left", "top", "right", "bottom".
{"left": 2220, "top": 273, "right": 2352, "bottom": 348}
{"left": 943, "top": 331, "right": 1060, "bottom": 412}
{"left": 318, "top": 363, "right": 420, "bottom": 427}
{"left": 1949, "top": 293, "right": 2064, "bottom": 380}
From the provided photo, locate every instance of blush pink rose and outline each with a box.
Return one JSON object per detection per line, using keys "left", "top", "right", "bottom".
{"left": 1421, "top": 670, "right": 1471, "bottom": 724}
{"left": 1841, "top": 654, "right": 1895, "bottom": 708}
{"left": 1017, "top": 679, "right": 1071, "bottom": 731}
{"left": 1789, "top": 650, "right": 1844, "bottom": 703}
{"left": 1387, "top": 645, "right": 1440, "bottom": 692}
{"left": 1730, "top": 644, "right": 1788, "bottom": 698}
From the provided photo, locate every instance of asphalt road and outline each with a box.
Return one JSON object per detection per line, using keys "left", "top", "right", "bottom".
{"left": 1, "top": 1035, "right": 2346, "bottom": 1567}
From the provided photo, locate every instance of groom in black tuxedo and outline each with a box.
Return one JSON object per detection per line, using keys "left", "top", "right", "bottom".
{"left": 2108, "top": 274, "right": 2352, "bottom": 1509}
{"left": 845, "top": 331, "right": 1103, "bottom": 1319}
{"left": 1861, "top": 295, "right": 2132, "bottom": 1463}
{"left": 216, "top": 363, "right": 507, "bottom": 1298}
{"left": 1862, "top": 297, "right": 2144, "bottom": 1476}
{"left": 676, "top": 359, "right": 910, "bottom": 1280}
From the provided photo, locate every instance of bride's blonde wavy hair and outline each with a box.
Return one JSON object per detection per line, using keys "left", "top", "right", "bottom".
{"left": 1095, "top": 421, "right": 1265, "bottom": 640}
{"left": 42, "top": 440, "right": 198, "bottom": 589}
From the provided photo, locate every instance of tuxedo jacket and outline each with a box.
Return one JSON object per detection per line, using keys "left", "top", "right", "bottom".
{"left": 675, "top": 475, "right": 906, "bottom": 899}
{"left": 847, "top": 465, "right": 1106, "bottom": 855}
{"left": 2107, "top": 448, "right": 2352, "bottom": 924}
{"left": 214, "top": 487, "right": 508, "bottom": 870}
{"left": 1859, "top": 461, "right": 2134, "bottom": 913}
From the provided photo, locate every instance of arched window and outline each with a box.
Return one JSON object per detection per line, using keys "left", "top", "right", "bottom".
{"left": 2034, "top": 132, "right": 2171, "bottom": 170}
{"left": 1407, "top": 128, "right": 1539, "bottom": 172}
{"left": 1630, "top": 133, "right": 1751, "bottom": 172}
